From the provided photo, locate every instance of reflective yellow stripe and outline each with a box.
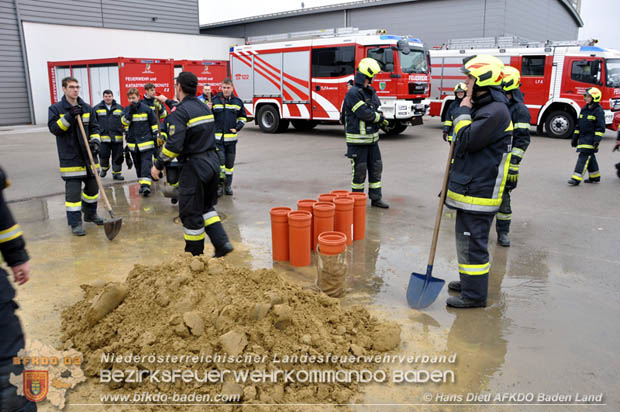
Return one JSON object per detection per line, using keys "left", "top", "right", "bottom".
{"left": 137, "top": 141, "right": 154, "bottom": 149}
{"left": 139, "top": 179, "right": 152, "bottom": 186}
{"left": 577, "top": 144, "right": 596, "bottom": 149}
{"left": 574, "top": 130, "right": 580, "bottom": 134}
{"left": 162, "top": 146, "right": 179, "bottom": 158}
{"left": 121, "top": 117, "right": 130, "bottom": 126}
{"left": 151, "top": 124, "right": 158, "bottom": 130}
{"left": 504, "top": 121, "right": 514, "bottom": 132}
{"left": 60, "top": 166, "right": 86, "bottom": 172}
{"left": 237, "top": 117, "right": 247, "bottom": 122}
{"left": 587, "top": 115, "right": 596, "bottom": 120}
{"left": 57, "top": 117, "right": 69, "bottom": 131}
{"left": 459, "top": 262, "right": 490, "bottom": 275}
{"left": 225, "top": 104, "right": 241, "bottom": 110}
{"left": 212, "top": 104, "right": 224, "bottom": 109}
{"left": 184, "top": 233, "right": 205, "bottom": 241}
{"left": 133, "top": 113, "right": 148, "bottom": 118}
{"left": 595, "top": 131, "right": 604, "bottom": 137}
{"left": 205, "top": 216, "right": 221, "bottom": 226}
{"left": 369, "top": 181, "right": 381, "bottom": 189}
{"left": 447, "top": 190, "right": 502, "bottom": 207}
{"left": 65, "top": 201, "right": 82, "bottom": 212}
{"left": 514, "top": 122, "right": 530, "bottom": 129}
{"left": 453, "top": 119, "right": 472, "bottom": 136}
{"left": 444, "top": 120, "right": 453, "bottom": 126}
{"left": 186, "top": 114, "right": 214, "bottom": 127}
{"left": 0, "top": 224, "right": 22, "bottom": 244}
{"left": 374, "top": 112, "right": 380, "bottom": 123}
{"left": 511, "top": 147, "right": 525, "bottom": 158}
{"left": 81, "top": 113, "right": 90, "bottom": 119}
{"left": 589, "top": 171, "right": 601, "bottom": 178}
{"left": 127, "top": 143, "right": 136, "bottom": 150}
{"left": 113, "top": 109, "right": 122, "bottom": 114}
{"left": 351, "top": 101, "right": 365, "bottom": 112}
{"left": 90, "top": 134, "right": 100, "bottom": 140}
{"left": 81, "top": 192, "right": 99, "bottom": 201}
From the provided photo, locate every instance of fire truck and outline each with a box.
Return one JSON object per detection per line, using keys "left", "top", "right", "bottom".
{"left": 428, "top": 37, "right": 620, "bottom": 138}
{"left": 174, "top": 60, "right": 229, "bottom": 95}
{"left": 229, "top": 27, "right": 431, "bottom": 134}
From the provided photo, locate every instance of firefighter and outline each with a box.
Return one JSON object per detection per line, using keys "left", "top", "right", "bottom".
{"left": 444, "top": 55, "right": 512, "bottom": 308}
{"left": 211, "top": 78, "right": 247, "bottom": 196}
{"left": 342, "top": 58, "right": 390, "bottom": 208}
{"left": 48, "top": 76, "right": 104, "bottom": 236}
{"left": 495, "top": 66, "right": 531, "bottom": 247}
{"left": 568, "top": 87, "right": 605, "bottom": 185}
{"left": 0, "top": 166, "right": 36, "bottom": 412}
{"left": 442, "top": 83, "right": 467, "bottom": 142}
{"left": 151, "top": 71, "right": 233, "bottom": 257}
{"left": 615, "top": 131, "right": 620, "bottom": 178}
{"left": 122, "top": 87, "right": 159, "bottom": 196}
{"left": 142, "top": 83, "right": 167, "bottom": 122}
{"left": 94, "top": 90, "right": 125, "bottom": 181}
{"left": 198, "top": 84, "right": 213, "bottom": 109}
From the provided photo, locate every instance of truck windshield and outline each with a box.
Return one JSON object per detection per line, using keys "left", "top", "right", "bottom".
{"left": 606, "top": 59, "right": 620, "bottom": 87}
{"left": 399, "top": 49, "right": 427, "bottom": 74}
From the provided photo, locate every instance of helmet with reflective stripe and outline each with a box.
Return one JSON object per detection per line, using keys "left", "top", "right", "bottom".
{"left": 584, "top": 87, "right": 602, "bottom": 103}
{"left": 461, "top": 54, "right": 505, "bottom": 88}
{"left": 454, "top": 82, "right": 467, "bottom": 94}
{"left": 358, "top": 58, "right": 382, "bottom": 78}
{"left": 502, "top": 66, "right": 521, "bottom": 92}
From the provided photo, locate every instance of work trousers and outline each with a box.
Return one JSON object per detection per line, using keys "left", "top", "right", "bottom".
{"left": 217, "top": 142, "right": 236, "bottom": 187}
{"left": 64, "top": 176, "right": 98, "bottom": 227}
{"left": 572, "top": 150, "right": 600, "bottom": 182}
{"left": 179, "top": 153, "right": 230, "bottom": 256}
{"left": 496, "top": 178, "right": 517, "bottom": 234}
{"left": 100, "top": 142, "right": 123, "bottom": 175}
{"left": 130, "top": 149, "right": 154, "bottom": 189}
{"left": 455, "top": 210, "right": 494, "bottom": 302}
{"left": 347, "top": 142, "right": 383, "bottom": 200}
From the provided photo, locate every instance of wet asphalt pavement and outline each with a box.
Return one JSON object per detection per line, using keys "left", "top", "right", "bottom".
{"left": 1, "top": 118, "right": 619, "bottom": 411}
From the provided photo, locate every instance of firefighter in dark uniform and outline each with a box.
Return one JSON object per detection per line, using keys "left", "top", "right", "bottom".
{"left": 211, "top": 78, "right": 247, "bottom": 196}
{"left": 0, "top": 166, "right": 36, "bottom": 412}
{"left": 443, "top": 82, "right": 467, "bottom": 142}
{"left": 444, "top": 55, "right": 512, "bottom": 308}
{"left": 615, "top": 131, "right": 620, "bottom": 178}
{"left": 568, "top": 87, "right": 605, "bottom": 185}
{"left": 48, "top": 76, "right": 104, "bottom": 236}
{"left": 94, "top": 90, "right": 125, "bottom": 181}
{"left": 342, "top": 58, "right": 390, "bottom": 208}
{"left": 142, "top": 83, "right": 167, "bottom": 122}
{"left": 151, "top": 72, "right": 233, "bottom": 257}
{"left": 155, "top": 95, "right": 183, "bottom": 204}
{"left": 122, "top": 87, "right": 159, "bottom": 196}
{"left": 496, "top": 66, "right": 531, "bottom": 247}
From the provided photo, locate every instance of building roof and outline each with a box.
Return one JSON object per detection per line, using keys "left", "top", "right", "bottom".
{"left": 200, "top": 0, "right": 583, "bottom": 29}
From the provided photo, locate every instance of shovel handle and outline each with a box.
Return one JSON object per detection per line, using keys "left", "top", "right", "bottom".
{"left": 76, "top": 116, "right": 114, "bottom": 214}
{"left": 427, "top": 136, "right": 457, "bottom": 267}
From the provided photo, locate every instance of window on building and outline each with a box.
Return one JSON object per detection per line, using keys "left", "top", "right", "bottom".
{"left": 571, "top": 60, "right": 602, "bottom": 85}
{"left": 521, "top": 56, "right": 545, "bottom": 76}
{"left": 311, "top": 46, "right": 355, "bottom": 78}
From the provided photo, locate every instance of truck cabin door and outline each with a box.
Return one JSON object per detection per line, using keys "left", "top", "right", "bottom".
{"left": 366, "top": 46, "right": 396, "bottom": 97}
{"left": 563, "top": 57, "right": 605, "bottom": 106}
{"left": 311, "top": 46, "right": 355, "bottom": 120}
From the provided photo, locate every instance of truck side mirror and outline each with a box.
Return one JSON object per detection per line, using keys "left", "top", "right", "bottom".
{"left": 397, "top": 39, "right": 410, "bottom": 55}
{"left": 384, "top": 49, "right": 394, "bottom": 65}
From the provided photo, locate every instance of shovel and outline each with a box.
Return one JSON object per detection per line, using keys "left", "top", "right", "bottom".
{"left": 406, "top": 134, "right": 456, "bottom": 309}
{"left": 76, "top": 116, "right": 123, "bottom": 240}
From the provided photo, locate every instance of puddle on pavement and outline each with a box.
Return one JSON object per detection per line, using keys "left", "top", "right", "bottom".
{"left": 8, "top": 181, "right": 619, "bottom": 411}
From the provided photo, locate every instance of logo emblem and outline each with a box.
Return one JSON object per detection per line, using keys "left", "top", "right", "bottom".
{"left": 379, "top": 82, "right": 386, "bottom": 90}
{"left": 143, "top": 64, "right": 154, "bottom": 74}
{"left": 169, "top": 124, "right": 175, "bottom": 136}
{"left": 23, "top": 370, "right": 49, "bottom": 402}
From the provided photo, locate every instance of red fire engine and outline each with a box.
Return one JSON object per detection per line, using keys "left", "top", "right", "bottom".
{"left": 229, "top": 28, "right": 431, "bottom": 134}
{"left": 174, "top": 60, "right": 229, "bottom": 95}
{"left": 428, "top": 37, "right": 620, "bottom": 138}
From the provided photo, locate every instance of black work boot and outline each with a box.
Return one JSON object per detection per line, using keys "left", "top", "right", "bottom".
{"left": 497, "top": 232, "right": 510, "bottom": 247}
{"left": 142, "top": 186, "right": 151, "bottom": 197}
{"left": 567, "top": 178, "right": 580, "bottom": 186}
{"left": 584, "top": 178, "right": 600, "bottom": 183}
{"left": 446, "top": 295, "right": 487, "bottom": 308}
{"left": 214, "top": 242, "right": 234, "bottom": 258}
{"left": 84, "top": 213, "right": 105, "bottom": 225}
{"left": 371, "top": 199, "right": 389, "bottom": 208}
{"left": 448, "top": 281, "right": 461, "bottom": 293}
{"left": 616, "top": 163, "right": 620, "bottom": 179}
{"left": 138, "top": 186, "right": 145, "bottom": 194}
{"left": 113, "top": 174, "right": 125, "bottom": 181}
{"left": 71, "top": 224, "right": 86, "bottom": 236}
{"left": 217, "top": 185, "right": 223, "bottom": 198}
{"left": 100, "top": 169, "right": 108, "bottom": 178}
{"left": 225, "top": 185, "right": 233, "bottom": 196}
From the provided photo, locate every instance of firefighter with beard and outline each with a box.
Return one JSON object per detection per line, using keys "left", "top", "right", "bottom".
{"left": 495, "top": 66, "right": 531, "bottom": 247}
{"left": 342, "top": 58, "right": 390, "bottom": 208}
{"left": 443, "top": 83, "right": 467, "bottom": 142}
{"left": 151, "top": 72, "right": 233, "bottom": 257}
{"left": 445, "top": 55, "right": 512, "bottom": 308}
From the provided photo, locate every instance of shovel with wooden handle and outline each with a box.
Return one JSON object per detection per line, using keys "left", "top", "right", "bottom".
{"left": 76, "top": 115, "right": 122, "bottom": 241}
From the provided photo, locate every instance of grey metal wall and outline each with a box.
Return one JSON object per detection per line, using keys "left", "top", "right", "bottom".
{"left": 201, "top": 0, "right": 580, "bottom": 48}
{"left": 0, "top": 0, "right": 199, "bottom": 126}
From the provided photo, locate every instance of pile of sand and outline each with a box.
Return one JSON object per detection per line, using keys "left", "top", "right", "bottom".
{"left": 61, "top": 254, "right": 401, "bottom": 404}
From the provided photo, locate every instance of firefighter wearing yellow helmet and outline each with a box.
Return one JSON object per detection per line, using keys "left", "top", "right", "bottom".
{"left": 568, "top": 87, "right": 605, "bottom": 185}
{"left": 443, "top": 82, "right": 468, "bottom": 142}
{"left": 494, "top": 66, "right": 531, "bottom": 247}
{"left": 445, "top": 54, "right": 513, "bottom": 308}
{"left": 342, "top": 57, "right": 390, "bottom": 208}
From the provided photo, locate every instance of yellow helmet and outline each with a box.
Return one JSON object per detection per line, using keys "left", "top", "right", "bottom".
{"left": 358, "top": 58, "right": 382, "bottom": 78}
{"left": 584, "top": 87, "right": 602, "bottom": 103}
{"left": 461, "top": 54, "right": 505, "bottom": 88}
{"left": 454, "top": 82, "right": 467, "bottom": 94}
{"left": 502, "top": 66, "right": 521, "bottom": 92}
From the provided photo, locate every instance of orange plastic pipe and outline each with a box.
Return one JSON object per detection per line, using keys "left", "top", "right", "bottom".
{"left": 318, "top": 193, "right": 337, "bottom": 203}
{"left": 312, "top": 201, "right": 335, "bottom": 251}
{"left": 297, "top": 199, "right": 317, "bottom": 252}
{"left": 288, "top": 210, "right": 312, "bottom": 267}
{"left": 270, "top": 207, "right": 291, "bottom": 261}
{"left": 348, "top": 192, "right": 368, "bottom": 240}
{"left": 333, "top": 196, "right": 354, "bottom": 246}
{"left": 331, "top": 190, "right": 350, "bottom": 197}
{"left": 317, "top": 231, "right": 347, "bottom": 255}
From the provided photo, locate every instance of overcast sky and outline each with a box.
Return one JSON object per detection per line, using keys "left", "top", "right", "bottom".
{"left": 199, "top": 0, "right": 620, "bottom": 49}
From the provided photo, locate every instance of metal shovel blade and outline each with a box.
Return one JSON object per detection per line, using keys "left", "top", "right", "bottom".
{"left": 104, "top": 217, "right": 122, "bottom": 241}
{"left": 407, "top": 265, "right": 445, "bottom": 309}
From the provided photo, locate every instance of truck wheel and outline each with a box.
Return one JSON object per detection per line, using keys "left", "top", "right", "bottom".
{"left": 291, "top": 120, "right": 317, "bottom": 131}
{"left": 381, "top": 120, "right": 408, "bottom": 135}
{"left": 545, "top": 110, "right": 575, "bottom": 139}
{"left": 256, "top": 105, "right": 281, "bottom": 133}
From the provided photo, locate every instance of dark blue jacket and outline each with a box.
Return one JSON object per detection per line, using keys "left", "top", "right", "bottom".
{"left": 94, "top": 100, "right": 124, "bottom": 143}
{"left": 342, "top": 72, "right": 383, "bottom": 145}
{"left": 573, "top": 102, "right": 605, "bottom": 152}
{"left": 122, "top": 102, "right": 159, "bottom": 152}
{"left": 211, "top": 92, "right": 247, "bottom": 144}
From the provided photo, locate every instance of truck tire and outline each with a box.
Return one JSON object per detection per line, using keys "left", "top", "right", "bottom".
{"left": 545, "top": 110, "right": 575, "bottom": 139}
{"left": 381, "top": 120, "right": 408, "bottom": 136}
{"left": 256, "top": 105, "right": 281, "bottom": 133}
{"left": 291, "top": 119, "right": 317, "bottom": 131}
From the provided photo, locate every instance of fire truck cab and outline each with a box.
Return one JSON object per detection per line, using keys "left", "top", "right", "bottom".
{"left": 230, "top": 28, "right": 431, "bottom": 135}
{"left": 429, "top": 37, "right": 620, "bottom": 139}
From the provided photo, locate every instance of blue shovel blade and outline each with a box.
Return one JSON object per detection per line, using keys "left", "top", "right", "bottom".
{"left": 407, "top": 267, "right": 445, "bottom": 309}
